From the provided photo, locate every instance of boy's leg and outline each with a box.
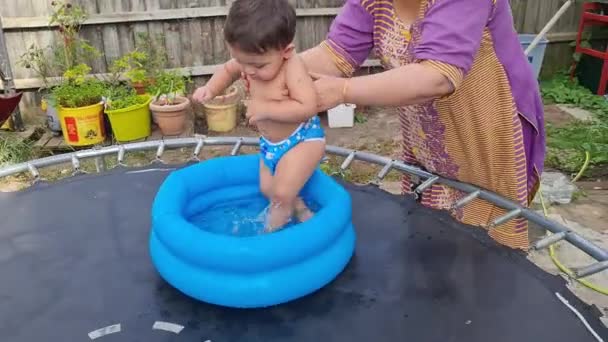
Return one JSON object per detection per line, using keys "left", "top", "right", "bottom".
{"left": 266, "top": 140, "right": 325, "bottom": 231}
{"left": 294, "top": 197, "right": 313, "bottom": 222}
{"left": 259, "top": 158, "right": 273, "bottom": 200}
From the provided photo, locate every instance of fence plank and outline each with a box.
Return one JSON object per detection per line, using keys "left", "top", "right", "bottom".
{"left": 99, "top": 0, "right": 122, "bottom": 68}
{"left": 77, "top": 0, "right": 108, "bottom": 73}
{"left": 161, "top": 0, "right": 183, "bottom": 67}
{"left": 176, "top": 0, "right": 194, "bottom": 67}
{"left": 131, "top": 0, "right": 150, "bottom": 39}
{"left": 522, "top": 0, "right": 542, "bottom": 34}
{"left": 2, "top": 7, "right": 342, "bottom": 30}
{"left": 509, "top": 0, "right": 526, "bottom": 32}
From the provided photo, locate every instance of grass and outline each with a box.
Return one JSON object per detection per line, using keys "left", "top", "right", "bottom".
{"left": 0, "top": 133, "right": 37, "bottom": 168}
{"left": 540, "top": 73, "right": 608, "bottom": 178}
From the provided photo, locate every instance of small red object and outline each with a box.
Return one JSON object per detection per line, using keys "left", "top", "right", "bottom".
{"left": 571, "top": 2, "right": 608, "bottom": 95}
{"left": 0, "top": 92, "right": 23, "bottom": 127}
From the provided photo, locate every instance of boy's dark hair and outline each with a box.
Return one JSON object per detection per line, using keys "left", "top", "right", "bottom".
{"left": 224, "top": 0, "right": 296, "bottom": 54}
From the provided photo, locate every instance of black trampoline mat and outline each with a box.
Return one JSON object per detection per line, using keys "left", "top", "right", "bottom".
{"left": 0, "top": 164, "right": 606, "bottom": 342}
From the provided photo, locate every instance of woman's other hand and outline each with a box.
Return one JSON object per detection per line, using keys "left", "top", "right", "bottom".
{"left": 309, "top": 72, "right": 348, "bottom": 112}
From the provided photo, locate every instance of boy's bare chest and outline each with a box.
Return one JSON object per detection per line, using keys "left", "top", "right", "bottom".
{"left": 247, "top": 71, "right": 288, "bottom": 101}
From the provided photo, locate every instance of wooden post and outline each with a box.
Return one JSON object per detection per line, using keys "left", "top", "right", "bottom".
{"left": 0, "top": 14, "right": 24, "bottom": 131}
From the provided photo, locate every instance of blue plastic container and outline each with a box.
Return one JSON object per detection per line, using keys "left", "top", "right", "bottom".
{"left": 518, "top": 33, "right": 549, "bottom": 79}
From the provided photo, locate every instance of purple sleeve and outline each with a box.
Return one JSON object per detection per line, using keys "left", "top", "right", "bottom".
{"left": 414, "top": 0, "right": 494, "bottom": 75}
{"left": 323, "top": 0, "right": 375, "bottom": 75}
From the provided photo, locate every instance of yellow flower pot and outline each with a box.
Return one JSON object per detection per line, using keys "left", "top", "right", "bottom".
{"left": 105, "top": 95, "right": 152, "bottom": 142}
{"left": 58, "top": 102, "right": 106, "bottom": 147}
{"left": 203, "top": 86, "right": 239, "bottom": 133}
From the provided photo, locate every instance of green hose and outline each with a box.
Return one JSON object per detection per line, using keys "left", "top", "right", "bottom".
{"left": 572, "top": 150, "right": 591, "bottom": 183}
{"left": 539, "top": 150, "right": 608, "bottom": 296}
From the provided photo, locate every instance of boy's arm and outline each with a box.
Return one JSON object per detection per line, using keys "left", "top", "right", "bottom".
{"left": 205, "top": 59, "right": 242, "bottom": 97}
{"left": 255, "top": 56, "right": 318, "bottom": 123}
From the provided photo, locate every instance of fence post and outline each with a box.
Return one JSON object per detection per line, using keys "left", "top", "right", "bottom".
{"left": 0, "top": 13, "right": 24, "bottom": 131}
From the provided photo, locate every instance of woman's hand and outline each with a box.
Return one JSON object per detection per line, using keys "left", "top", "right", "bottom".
{"left": 309, "top": 72, "right": 348, "bottom": 112}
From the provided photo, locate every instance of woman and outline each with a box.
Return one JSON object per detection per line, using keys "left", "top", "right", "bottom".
{"left": 300, "top": 0, "right": 545, "bottom": 249}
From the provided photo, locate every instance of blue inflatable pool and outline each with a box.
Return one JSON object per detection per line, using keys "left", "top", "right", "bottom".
{"left": 150, "top": 154, "right": 356, "bottom": 308}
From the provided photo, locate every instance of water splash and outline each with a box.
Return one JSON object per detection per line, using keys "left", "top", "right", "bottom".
{"left": 187, "top": 196, "right": 319, "bottom": 237}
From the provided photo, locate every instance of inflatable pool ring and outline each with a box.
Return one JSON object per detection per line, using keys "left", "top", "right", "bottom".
{"left": 149, "top": 154, "right": 356, "bottom": 308}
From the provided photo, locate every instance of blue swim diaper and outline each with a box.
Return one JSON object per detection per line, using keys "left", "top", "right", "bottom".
{"left": 259, "top": 115, "right": 325, "bottom": 173}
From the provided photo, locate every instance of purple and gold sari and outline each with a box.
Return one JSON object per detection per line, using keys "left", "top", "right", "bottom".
{"left": 322, "top": 0, "right": 545, "bottom": 249}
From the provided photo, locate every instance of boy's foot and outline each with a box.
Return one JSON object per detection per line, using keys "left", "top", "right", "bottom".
{"left": 264, "top": 201, "right": 292, "bottom": 233}
{"left": 295, "top": 198, "right": 314, "bottom": 223}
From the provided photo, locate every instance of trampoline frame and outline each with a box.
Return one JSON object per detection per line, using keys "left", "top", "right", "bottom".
{"left": 0, "top": 135, "right": 606, "bottom": 279}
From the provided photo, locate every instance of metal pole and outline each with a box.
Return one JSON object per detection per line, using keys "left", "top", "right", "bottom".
{"left": 524, "top": 0, "right": 574, "bottom": 56}
{"left": 0, "top": 14, "right": 24, "bottom": 131}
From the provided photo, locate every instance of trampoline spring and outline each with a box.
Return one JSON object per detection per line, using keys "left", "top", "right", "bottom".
{"left": 341, "top": 151, "right": 357, "bottom": 170}
{"left": 414, "top": 176, "right": 439, "bottom": 196}
{"left": 192, "top": 136, "right": 205, "bottom": 160}
{"left": 71, "top": 155, "right": 84, "bottom": 175}
{"left": 373, "top": 160, "right": 395, "bottom": 183}
{"left": 452, "top": 190, "right": 481, "bottom": 210}
{"left": 491, "top": 208, "right": 522, "bottom": 227}
{"left": 533, "top": 232, "right": 568, "bottom": 250}
{"left": 154, "top": 141, "right": 166, "bottom": 163}
{"left": 94, "top": 156, "right": 106, "bottom": 173}
{"left": 230, "top": 138, "right": 243, "bottom": 156}
{"left": 27, "top": 163, "right": 40, "bottom": 181}
{"left": 573, "top": 260, "right": 608, "bottom": 278}
{"left": 117, "top": 146, "right": 126, "bottom": 166}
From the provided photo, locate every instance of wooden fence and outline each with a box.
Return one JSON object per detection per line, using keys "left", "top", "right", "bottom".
{"left": 0, "top": 0, "right": 590, "bottom": 121}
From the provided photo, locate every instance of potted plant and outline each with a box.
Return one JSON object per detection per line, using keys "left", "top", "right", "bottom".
{"left": 147, "top": 70, "right": 192, "bottom": 135}
{"left": 49, "top": 0, "right": 89, "bottom": 70}
{"left": 15, "top": 1, "right": 100, "bottom": 136}
{"left": 133, "top": 32, "right": 167, "bottom": 91}
{"left": 103, "top": 84, "right": 152, "bottom": 142}
{"left": 17, "top": 44, "right": 62, "bottom": 135}
{"left": 108, "top": 50, "right": 150, "bottom": 95}
{"left": 51, "top": 64, "right": 107, "bottom": 146}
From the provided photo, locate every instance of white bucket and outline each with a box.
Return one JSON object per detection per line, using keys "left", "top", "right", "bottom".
{"left": 327, "top": 103, "right": 355, "bottom": 128}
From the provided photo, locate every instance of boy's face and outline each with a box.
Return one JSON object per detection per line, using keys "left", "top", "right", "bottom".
{"left": 228, "top": 44, "right": 294, "bottom": 81}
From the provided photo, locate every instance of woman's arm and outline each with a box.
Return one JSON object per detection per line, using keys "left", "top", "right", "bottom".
{"left": 350, "top": 64, "right": 454, "bottom": 106}
{"left": 299, "top": 0, "right": 374, "bottom": 77}
{"left": 312, "top": 62, "right": 454, "bottom": 110}
{"left": 299, "top": 45, "right": 344, "bottom": 77}
{"left": 311, "top": 0, "right": 493, "bottom": 111}
{"left": 348, "top": 63, "right": 454, "bottom": 106}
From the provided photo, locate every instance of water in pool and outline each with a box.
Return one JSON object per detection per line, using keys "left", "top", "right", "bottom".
{"left": 188, "top": 196, "right": 320, "bottom": 237}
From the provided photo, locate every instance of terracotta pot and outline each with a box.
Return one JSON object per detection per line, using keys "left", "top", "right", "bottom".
{"left": 131, "top": 78, "right": 156, "bottom": 95}
{"left": 149, "top": 95, "right": 190, "bottom": 135}
{"left": 131, "top": 82, "right": 147, "bottom": 95}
